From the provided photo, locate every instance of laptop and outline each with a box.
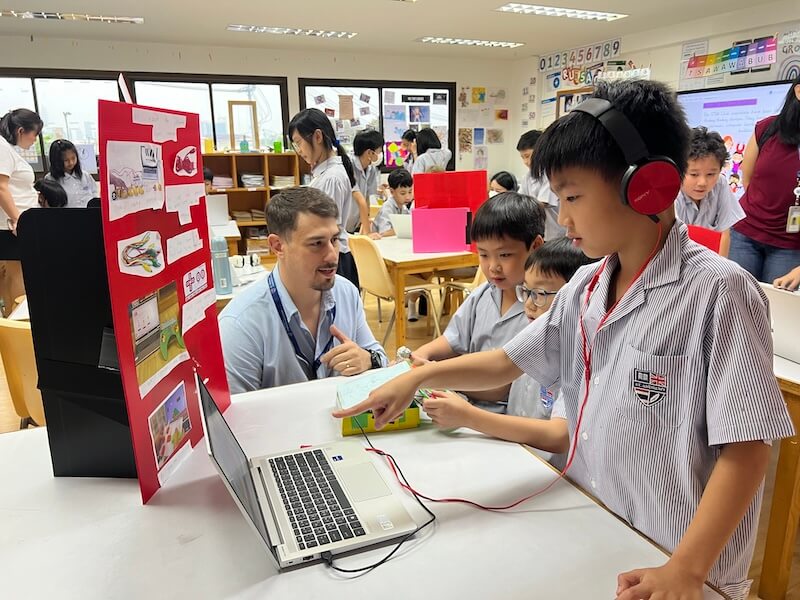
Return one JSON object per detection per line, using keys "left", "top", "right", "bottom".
{"left": 197, "top": 380, "right": 418, "bottom": 569}
{"left": 760, "top": 282, "right": 800, "bottom": 363}
{"left": 389, "top": 213, "right": 413, "bottom": 239}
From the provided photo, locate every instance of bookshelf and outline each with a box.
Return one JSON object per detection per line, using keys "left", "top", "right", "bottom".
{"left": 202, "top": 151, "right": 311, "bottom": 262}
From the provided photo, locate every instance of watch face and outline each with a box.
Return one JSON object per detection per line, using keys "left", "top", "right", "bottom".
{"left": 370, "top": 350, "right": 381, "bottom": 368}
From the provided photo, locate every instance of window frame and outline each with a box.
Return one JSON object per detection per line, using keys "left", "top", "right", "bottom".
{"left": 298, "top": 77, "right": 457, "bottom": 172}
{"left": 0, "top": 68, "right": 290, "bottom": 173}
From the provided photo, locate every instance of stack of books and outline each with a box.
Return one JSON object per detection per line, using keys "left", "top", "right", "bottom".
{"left": 212, "top": 175, "right": 234, "bottom": 189}
{"left": 270, "top": 175, "right": 296, "bottom": 189}
{"left": 240, "top": 173, "right": 265, "bottom": 188}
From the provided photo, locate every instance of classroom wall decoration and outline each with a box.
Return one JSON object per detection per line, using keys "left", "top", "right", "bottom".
{"left": 458, "top": 128, "right": 473, "bottom": 155}
{"left": 778, "top": 26, "right": 800, "bottom": 80}
{"left": 539, "top": 38, "right": 622, "bottom": 72}
{"left": 685, "top": 36, "right": 778, "bottom": 79}
{"left": 385, "top": 141, "right": 409, "bottom": 168}
{"left": 99, "top": 100, "right": 231, "bottom": 504}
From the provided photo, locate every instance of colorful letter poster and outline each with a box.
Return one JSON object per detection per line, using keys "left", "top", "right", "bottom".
{"left": 99, "top": 100, "right": 231, "bottom": 503}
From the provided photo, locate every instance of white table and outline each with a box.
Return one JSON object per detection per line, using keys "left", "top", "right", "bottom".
{"left": 372, "top": 237, "right": 478, "bottom": 347}
{"left": 7, "top": 297, "right": 28, "bottom": 321}
{"left": 215, "top": 266, "right": 268, "bottom": 309}
{"left": 0, "top": 378, "right": 722, "bottom": 599}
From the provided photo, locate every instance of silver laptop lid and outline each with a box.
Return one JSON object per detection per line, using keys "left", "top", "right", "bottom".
{"left": 759, "top": 282, "right": 800, "bottom": 363}
{"left": 198, "top": 380, "right": 271, "bottom": 547}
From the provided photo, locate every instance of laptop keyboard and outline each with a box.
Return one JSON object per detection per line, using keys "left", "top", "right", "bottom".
{"left": 269, "top": 449, "right": 367, "bottom": 551}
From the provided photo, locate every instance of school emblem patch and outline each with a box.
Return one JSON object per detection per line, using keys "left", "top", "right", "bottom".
{"left": 632, "top": 369, "right": 667, "bottom": 406}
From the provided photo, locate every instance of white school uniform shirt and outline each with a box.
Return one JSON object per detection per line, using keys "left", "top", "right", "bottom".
{"left": 346, "top": 153, "right": 380, "bottom": 233}
{"left": 504, "top": 222, "right": 794, "bottom": 598}
{"left": 674, "top": 175, "right": 745, "bottom": 232}
{"left": 520, "top": 171, "right": 565, "bottom": 240}
{"left": 45, "top": 171, "right": 96, "bottom": 208}
{"left": 411, "top": 148, "right": 452, "bottom": 174}
{"left": 371, "top": 198, "right": 409, "bottom": 235}
{"left": 0, "top": 137, "right": 36, "bottom": 228}
{"left": 310, "top": 156, "right": 353, "bottom": 254}
{"left": 444, "top": 282, "right": 529, "bottom": 403}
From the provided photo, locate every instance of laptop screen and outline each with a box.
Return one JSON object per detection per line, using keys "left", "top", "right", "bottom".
{"left": 198, "top": 380, "right": 270, "bottom": 546}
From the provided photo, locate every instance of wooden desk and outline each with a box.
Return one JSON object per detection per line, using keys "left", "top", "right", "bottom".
{"left": 0, "top": 377, "right": 723, "bottom": 599}
{"left": 760, "top": 356, "right": 800, "bottom": 600}
{"left": 372, "top": 237, "right": 478, "bottom": 347}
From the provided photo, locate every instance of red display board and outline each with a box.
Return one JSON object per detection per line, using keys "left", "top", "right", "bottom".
{"left": 413, "top": 170, "right": 488, "bottom": 216}
{"left": 99, "top": 100, "right": 231, "bottom": 503}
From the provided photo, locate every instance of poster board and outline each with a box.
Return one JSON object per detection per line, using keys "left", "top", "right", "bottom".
{"left": 99, "top": 100, "right": 231, "bottom": 503}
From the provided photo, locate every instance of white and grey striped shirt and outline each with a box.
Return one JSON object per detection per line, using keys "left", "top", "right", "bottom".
{"left": 504, "top": 222, "right": 794, "bottom": 598}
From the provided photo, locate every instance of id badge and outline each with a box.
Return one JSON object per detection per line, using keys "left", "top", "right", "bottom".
{"left": 787, "top": 205, "right": 800, "bottom": 234}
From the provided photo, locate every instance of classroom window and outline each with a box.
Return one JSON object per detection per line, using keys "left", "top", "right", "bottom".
{"left": 0, "top": 77, "right": 43, "bottom": 170}
{"left": 133, "top": 81, "right": 215, "bottom": 142}
{"left": 211, "top": 83, "right": 284, "bottom": 150}
{"left": 303, "top": 85, "right": 381, "bottom": 155}
{"left": 299, "top": 79, "right": 456, "bottom": 170}
{"left": 34, "top": 78, "right": 118, "bottom": 158}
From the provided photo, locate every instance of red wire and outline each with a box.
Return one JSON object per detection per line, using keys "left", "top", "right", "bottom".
{"left": 369, "top": 222, "right": 665, "bottom": 512}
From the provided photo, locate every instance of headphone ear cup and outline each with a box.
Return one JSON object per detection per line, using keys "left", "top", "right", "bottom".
{"left": 621, "top": 159, "right": 682, "bottom": 216}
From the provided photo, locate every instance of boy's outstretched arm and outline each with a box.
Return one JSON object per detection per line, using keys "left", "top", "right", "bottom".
{"left": 616, "top": 439, "right": 771, "bottom": 599}
{"left": 332, "top": 349, "right": 522, "bottom": 429}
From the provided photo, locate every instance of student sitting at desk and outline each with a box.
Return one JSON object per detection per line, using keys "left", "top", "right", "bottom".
{"left": 370, "top": 168, "right": 413, "bottom": 239}
{"left": 34, "top": 178, "right": 68, "bottom": 208}
{"left": 674, "top": 127, "right": 744, "bottom": 257}
{"left": 336, "top": 80, "right": 795, "bottom": 599}
{"left": 219, "top": 187, "right": 388, "bottom": 393}
{"left": 410, "top": 192, "right": 545, "bottom": 412}
{"left": 44, "top": 139, "right": 96, "bottom": 208}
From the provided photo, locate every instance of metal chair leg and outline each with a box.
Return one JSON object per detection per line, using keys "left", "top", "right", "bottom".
{"left": 381, "top": 311, "right": 397, "bottom": 348}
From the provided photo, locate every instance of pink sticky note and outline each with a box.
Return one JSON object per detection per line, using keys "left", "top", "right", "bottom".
{"left": 412, "top": 208, "right": 470, "bottom": 253}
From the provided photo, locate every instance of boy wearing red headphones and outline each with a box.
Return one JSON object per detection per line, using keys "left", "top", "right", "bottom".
{"left": 334, "top": 80, "right": 794, "bottom": 599}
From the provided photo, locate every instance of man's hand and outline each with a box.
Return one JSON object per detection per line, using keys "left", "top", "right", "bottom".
{"left": 616, "top": 560, "right": 704, "bottom": 600}
{"left": 321, "top": 325, "right": 370, "bottom": 376}
{"left": 423, "top": 391, "right": 475, "bottom": 429}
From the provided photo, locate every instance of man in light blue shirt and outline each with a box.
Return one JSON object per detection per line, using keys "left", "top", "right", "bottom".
{"left": 219, "top": 187, "right": 387, "bottom": 393}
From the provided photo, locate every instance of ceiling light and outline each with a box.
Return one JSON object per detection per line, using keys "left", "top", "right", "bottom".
{"left": 0, "top": 10, "right": 143, "bottom": 24}
{"left": 227, "top": 24, "right": 357, "bottom": 39}
{"left": 417, "top": 37, "right": 524, "bottom": 49}
{"left": 496, "top": 3, "right": 627, "bottom": 21}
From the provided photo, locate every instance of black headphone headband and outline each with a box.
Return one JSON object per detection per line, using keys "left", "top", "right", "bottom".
{"left": 571, "top": 98, "right": 650, "bottom": 165}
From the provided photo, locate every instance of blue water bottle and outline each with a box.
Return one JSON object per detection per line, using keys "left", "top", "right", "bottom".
{"left": 211, "top": 236, "right": 233, "bottom": 295}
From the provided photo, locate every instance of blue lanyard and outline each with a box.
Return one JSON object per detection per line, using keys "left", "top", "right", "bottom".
{"left": 268, "top": 272, "right": 336, "bottom": 380}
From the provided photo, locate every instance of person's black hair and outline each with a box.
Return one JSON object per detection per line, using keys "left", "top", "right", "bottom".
{"left": 48, "top": 139, "right": 82, "bottom": 180}
{"left": 759, "top": 74, "right": 800, "bottom": 146}
{"left": 388, "top": 168, "right": 413, "bottom": 189}
{"left": 516, "top": 129, "right": 543, "bottom": 152}
{"left": 267, "top": 186, "right": 339, "bottom": 238}
{"left": 34, "top": 178, "right": 68, "bottom": 208}
{"left": 490, "top": 170, "right": 518, "bottom": 192}
{"left": 532, "top": 80, "right": 690, "bottom": 182}
{"left": 471, "top": 192, "right": 545, "bottom": 247}
{"left": 0, "top": 108, "right": 43, "bottom": 145}
{"left": 415, "top": 128, "right": 441, "bottom": 156}
{"left": 353, "top": 129, "right": 385, "bottom": 156}
{"left": 288, "top": 108, "right": 355, "bottom": 187}
{"left": 687, "top": 126, "right": 729, "bottom": 168}
{"left": 401, "top": 129, "right": 417, "bottom": 143}
{"left": 203, "top": 167, "right": 214, "bottom": 182}
{"left": 524, "top": 236, "right": 598, "bottom": 280}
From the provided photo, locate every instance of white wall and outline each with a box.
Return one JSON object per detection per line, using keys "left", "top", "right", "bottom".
{"left": 0, "top": 34, "right": 516, "bottom": 176}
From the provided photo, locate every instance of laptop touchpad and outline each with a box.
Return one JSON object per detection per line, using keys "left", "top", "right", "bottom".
{"left": 339, "top": 463, "right": 391, "bottom": 502}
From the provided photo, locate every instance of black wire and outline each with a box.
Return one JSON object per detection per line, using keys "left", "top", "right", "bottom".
{"left": 322, "top": 423, "right": 437, "bottom": 576}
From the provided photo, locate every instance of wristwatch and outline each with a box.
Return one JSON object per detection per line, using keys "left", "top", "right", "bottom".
{"left": 367, "top": 349, "right": 383, "bottom": 370}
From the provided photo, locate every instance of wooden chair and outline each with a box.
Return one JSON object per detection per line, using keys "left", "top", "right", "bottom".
{"left": 0, "top": 318, "right": 45, "bottom": 428}
{"left": 349, "top": 235, "right": 443, "bottom": 346}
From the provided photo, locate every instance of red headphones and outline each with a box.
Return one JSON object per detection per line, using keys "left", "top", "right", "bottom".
{"left": 571, "top": 98, "right": 681, "bottom": 221}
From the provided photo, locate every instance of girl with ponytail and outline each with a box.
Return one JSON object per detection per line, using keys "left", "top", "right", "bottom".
{"left": 289, "top": 108, "right": 360, "bottom": 287}
{"left": 0, "top": 107, "right": 43, "bottom": 314}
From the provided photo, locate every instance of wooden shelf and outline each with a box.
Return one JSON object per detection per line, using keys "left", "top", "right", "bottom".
{"left": 235, "top": 219, "right": 267, "bottom": 227}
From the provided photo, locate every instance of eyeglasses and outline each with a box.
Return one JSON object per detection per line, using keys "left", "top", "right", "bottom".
{"left": 291, "top": 140, "right": 302, "bottom": 153}
{"left": 515, "top": 284, "right": 558, "bottom": 307}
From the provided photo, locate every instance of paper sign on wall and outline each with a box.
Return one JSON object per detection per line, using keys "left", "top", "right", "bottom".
{"left": 339, "top": 95, "right": 355, "bottom": 120}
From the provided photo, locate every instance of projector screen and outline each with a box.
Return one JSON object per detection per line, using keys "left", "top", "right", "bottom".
{"left": 677, "top": 81, "right": 791, "bottom": 198}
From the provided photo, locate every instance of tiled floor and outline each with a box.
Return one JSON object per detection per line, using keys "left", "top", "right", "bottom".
{"left": 2, "top": 293, "right": 798, "bottom": 598}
